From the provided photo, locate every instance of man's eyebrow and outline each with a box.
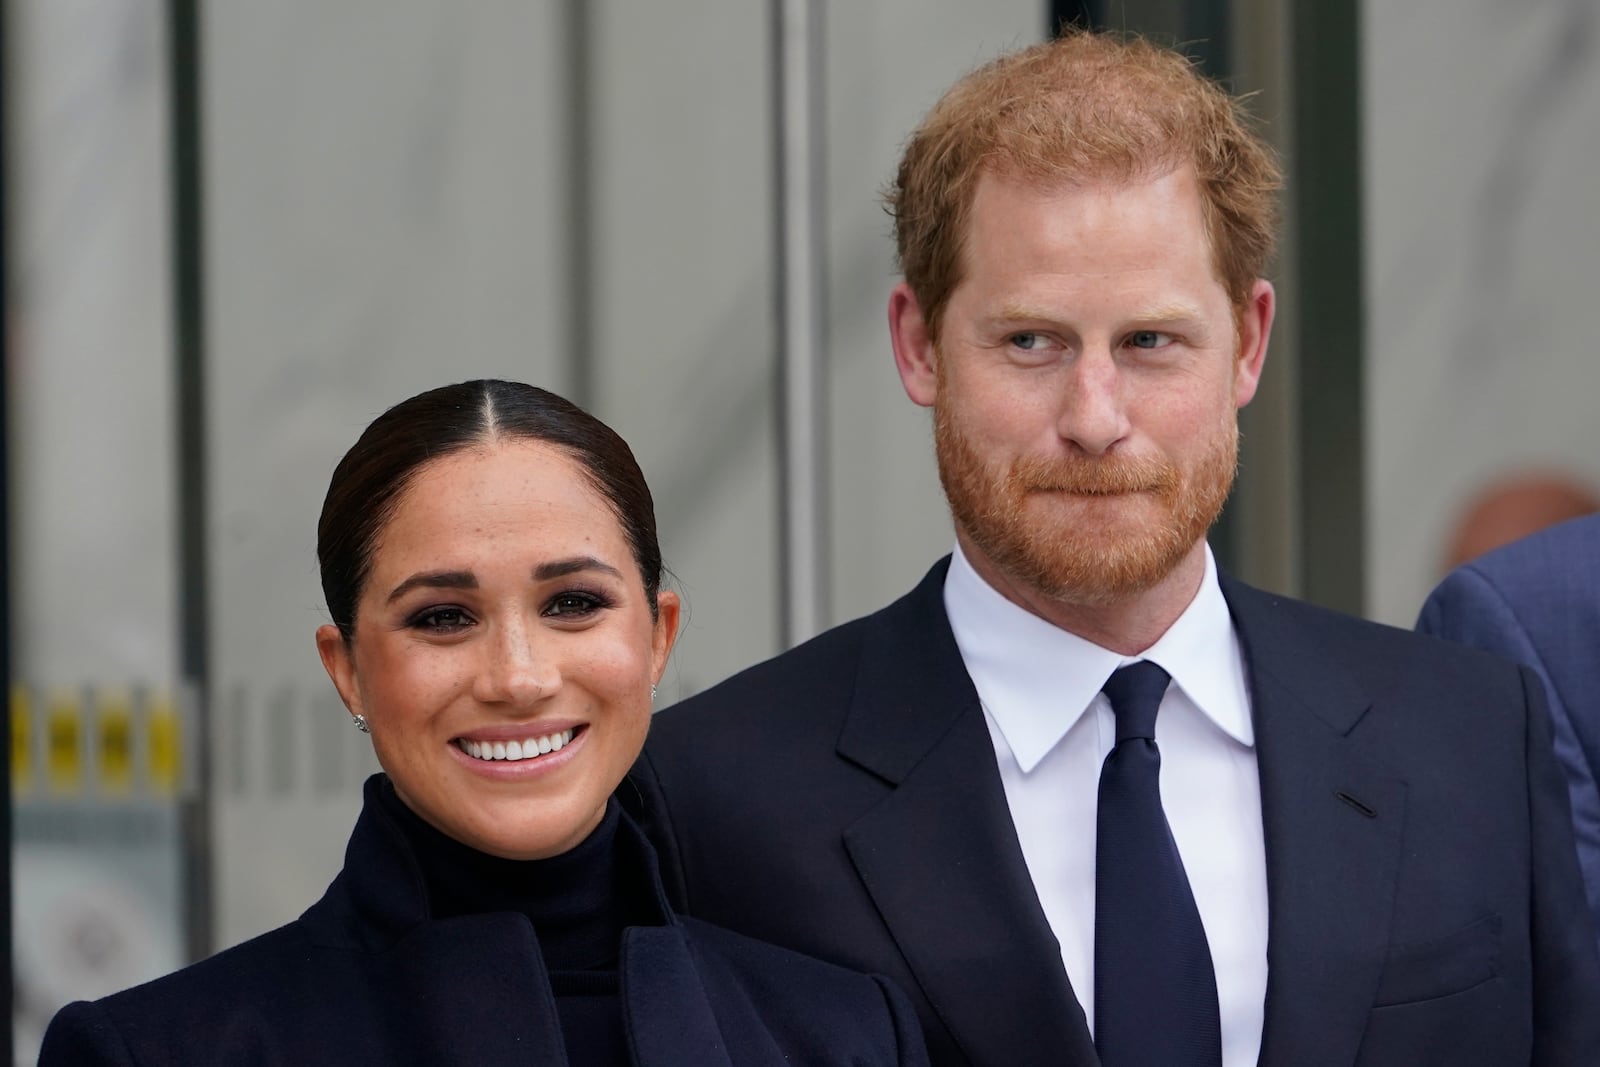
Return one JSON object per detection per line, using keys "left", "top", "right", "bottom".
{"left": 534, "top": 556, "right": 625, "bottom": 582}
{"left": 988, "top": 302, "right": 1062, "bottom": 324}
{"left": 987, "top": 300, "right": 1208, "bottom": 325}
{"left": 386, "top": 570, "right": 476, "bottom": 603}
{"left": 1125, "top": 301, "right": 1207, "bottom": 324}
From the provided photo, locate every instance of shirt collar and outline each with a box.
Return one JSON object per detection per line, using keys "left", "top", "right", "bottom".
{"left": 943, "top": 542, "right": 1253, "bottom": 773}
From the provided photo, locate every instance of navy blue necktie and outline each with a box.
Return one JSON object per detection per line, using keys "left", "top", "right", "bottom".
{"left": 1093, "top": 661, "right": 1222, "bottom": 1067}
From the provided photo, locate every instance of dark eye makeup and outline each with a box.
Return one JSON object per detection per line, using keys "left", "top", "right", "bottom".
{"left": 398, "top": 584, "right": 617, "bottom": 637}
{"left": 406, "top": 606, "right": 475, "bottom": 634}
{"left": 543, "top": 588, "right": 614, "bottom": 619}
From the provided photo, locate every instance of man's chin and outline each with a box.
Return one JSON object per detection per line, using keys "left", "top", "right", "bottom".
{"left": 984, "top": 523, "right": 1202, "bottom": 607}
{"left": 1022, "top": 489, "right": 1162, "bottom": 529}
{"left": 1038, "top": 551, "right": 1189, "bottom": 606}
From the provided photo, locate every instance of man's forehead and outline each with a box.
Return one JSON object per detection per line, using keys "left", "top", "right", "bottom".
{"left": 974, "top": 158, "right": 1198, "bottom": 203}
{"left": 959, "top": 163, "right": 1222, "bottom": 285}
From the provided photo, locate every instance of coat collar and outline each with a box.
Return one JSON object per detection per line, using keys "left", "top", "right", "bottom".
{"left": 291, "top": 777, "right": 734, "bottom": 1067}
{"left": 303, "top": 774, "right": 678, "bottom": 949}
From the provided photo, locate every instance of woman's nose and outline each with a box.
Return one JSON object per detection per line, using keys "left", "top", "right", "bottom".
{"left": 472, "top": 620, "right": 559, "bottom": 708}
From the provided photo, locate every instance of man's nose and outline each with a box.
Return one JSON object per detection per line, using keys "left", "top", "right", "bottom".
{"left": 1055, "top": 348, "right": 1130, "bottom": 455}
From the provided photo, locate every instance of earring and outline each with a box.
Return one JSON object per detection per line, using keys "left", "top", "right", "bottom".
{"left": 650, "top": 684, "right": 658, "bottom": 701}
{"left": 352, "top": 714, "right": 370, "bottom": 734}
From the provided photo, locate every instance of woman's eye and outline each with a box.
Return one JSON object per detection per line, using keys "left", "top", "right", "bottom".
{"left": 410, "top": 607, "right": 473, "bottom": 633}
{"left": 1128, "top": 330, "right": 1173, "bottom": 350}
{"left": 545, "top": 592, "right": 607, "bottom": 618}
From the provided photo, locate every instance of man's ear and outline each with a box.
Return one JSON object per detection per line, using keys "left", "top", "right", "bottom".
{"left": 889, "top": 282, "right": 939, "bottom": 408}
{"left": 1233, "top": 278, "right": 1275, "bottom": 408}
{"left": 316, "top": 624, "right": 364, "bottom": 719}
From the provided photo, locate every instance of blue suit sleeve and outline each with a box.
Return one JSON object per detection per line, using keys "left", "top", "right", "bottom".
{"left": 1418, "top": 566, "right": 1600, "bottom": 944}
{"left": 1519, "top": 666, "right": 1600, "bottom": 1063}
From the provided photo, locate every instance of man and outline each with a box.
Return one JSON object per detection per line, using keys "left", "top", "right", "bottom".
{"left": 630, "top": 31, "right": 1600, "bottom": 1067}
{"left": 1418, "top": 512, "right": 1600, "bottom": 953}
{"left": 1439, "top": 474, "right": 1599, "bottom": 570}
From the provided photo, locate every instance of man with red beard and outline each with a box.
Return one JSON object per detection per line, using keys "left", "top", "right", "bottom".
{"left": 630, "top": 30, "right": 1600, "bottom": 1067}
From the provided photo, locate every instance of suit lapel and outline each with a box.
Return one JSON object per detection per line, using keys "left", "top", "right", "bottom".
{"left": 1224, "top": 579, "right": 1406, "bottom": 1067}
{"left": 839, "top": 560, "right": 1097, "bottom": 1067}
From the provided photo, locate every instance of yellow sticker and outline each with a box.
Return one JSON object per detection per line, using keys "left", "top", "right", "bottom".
{"left": 97, "top": 688, "right": 135, "bottom": 793}
{"left": 46, "top": 688, "right": 83, "bottom": 794}
{"left": 147, "top": 692, "right": 182, "bottom": 794}
{"left": 11, "top": 684, "right": 31, "bottom": 792}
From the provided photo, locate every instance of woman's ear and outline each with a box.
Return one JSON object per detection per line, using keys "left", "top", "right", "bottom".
{"left": 650, "top": 591, "right": 682, "bottom": 686}
{"left": 316, "top": 624, "right": 364, "bottom": 718}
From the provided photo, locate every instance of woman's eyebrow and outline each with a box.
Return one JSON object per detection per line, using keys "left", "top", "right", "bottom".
{"left": 386, "top": 570, "right": 476, "bottom": 603}
{"left": 534, "top": 556, "right": 624, "bottom": 582}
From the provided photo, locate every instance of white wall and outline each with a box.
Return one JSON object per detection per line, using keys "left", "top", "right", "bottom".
{"left": 8, "top": 0, "right": 177, "bottom": 689}
{"left": 7, "top": 4, "right": 185, "bottom": 1060}
{"left": 1363, "top": 0, "right": 1600, "bottom": 624}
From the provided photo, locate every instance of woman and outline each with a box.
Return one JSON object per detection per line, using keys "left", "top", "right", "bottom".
{"left": 41, "top": 380, "right": 927, "bottom": 1066}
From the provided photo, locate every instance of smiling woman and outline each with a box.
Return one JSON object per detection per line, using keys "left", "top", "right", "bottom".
{"left": 39, "top": 380, "right": 929, "bottom": 1067}
{"left": 315, "top": 408, "right": 674, "bottom": 864}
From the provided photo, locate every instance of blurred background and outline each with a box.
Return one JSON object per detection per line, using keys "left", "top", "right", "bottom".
{"left": 3, "top": 0, "right": 1598, "bottom": 1061}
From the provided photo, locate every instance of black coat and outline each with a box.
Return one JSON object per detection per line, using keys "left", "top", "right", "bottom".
{"left": 630, "top": 557, "right": 1600, "bottom": 1066}
{"left": 40, "top": 777, "right": 929, "bottom": 1066}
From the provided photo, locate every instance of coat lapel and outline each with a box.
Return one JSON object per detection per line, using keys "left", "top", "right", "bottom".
{"left": 1223, "top": 579, "right": 1407, "bottom": 1067}
{"left": 300, "top": 782, "right": 576, "bottom": 1065}
{"left": 370, "top": 915, "right": 573, "bottom": 1065}
{"left": 621, "top": 927, "right": 737, "bottom": 1067}
{"left": 838, "top": 559, "right": 1097, "bottom": 1067}
{"left": 353, "top": 916, "right": 743, "bottom": 1067}
{"left": 303, "top": 777, "right": 741, "bottom": 1067}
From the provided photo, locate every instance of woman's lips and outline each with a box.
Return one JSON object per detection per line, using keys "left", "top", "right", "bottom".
{"left": 448, "top": 723, "right": 589, "bottom": 776}
{"left": 454, "top": 726, "right": 576, "bottom": 763}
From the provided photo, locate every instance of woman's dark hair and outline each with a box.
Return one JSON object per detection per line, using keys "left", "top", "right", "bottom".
{"left": 318, "top": 379, "right": 663, "bottom": 639}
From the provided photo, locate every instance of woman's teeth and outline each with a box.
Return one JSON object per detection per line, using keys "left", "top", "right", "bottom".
{"left": 457, "top": 729, "right": 575, "bottom": 762}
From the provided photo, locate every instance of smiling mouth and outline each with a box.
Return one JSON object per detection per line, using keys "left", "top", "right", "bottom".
{"left": 454, "top": 728, "right": 578, "bottom": 763}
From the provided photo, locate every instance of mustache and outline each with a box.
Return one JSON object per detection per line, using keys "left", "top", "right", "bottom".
{"left": 1008, "top": 453, "right": 1178, "bottom": 495}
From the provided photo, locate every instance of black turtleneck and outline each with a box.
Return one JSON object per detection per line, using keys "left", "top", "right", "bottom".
{"left": 378, "top": 778, "right": 648, "bottom": 1066}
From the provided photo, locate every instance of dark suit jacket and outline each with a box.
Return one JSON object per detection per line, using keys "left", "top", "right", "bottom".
{"left": 629, "top": 558, "right": 1600, "bottom": 1067}
{"left": 40, "top": 776, "right": 928, "bottom": 1066}
{"left": 1417, "top": 513, "right": 1600, "bottom": 951}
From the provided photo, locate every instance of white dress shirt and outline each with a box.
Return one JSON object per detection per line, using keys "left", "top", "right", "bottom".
{"left": 944, "top": 542, "right": 1268, "bottom": 1067}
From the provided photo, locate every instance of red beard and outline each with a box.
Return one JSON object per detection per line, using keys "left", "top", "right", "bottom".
{"left": 934, "top": 398, "right": 1238, "bottom": 607}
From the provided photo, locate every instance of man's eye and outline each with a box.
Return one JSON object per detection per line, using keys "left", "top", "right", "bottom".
{"left": 1009, "top": 333, "right": 1044, "bottom": 351}
{"left": 1128, "top": 330, "right": 1172, "bottom": 349}
{"left": 411, "top": 608, "right": 472, "bottom": 633}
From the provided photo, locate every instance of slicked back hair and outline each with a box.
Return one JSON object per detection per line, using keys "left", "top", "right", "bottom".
{"left": 317, "top": 379, "right": 663, "bottom": 640}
